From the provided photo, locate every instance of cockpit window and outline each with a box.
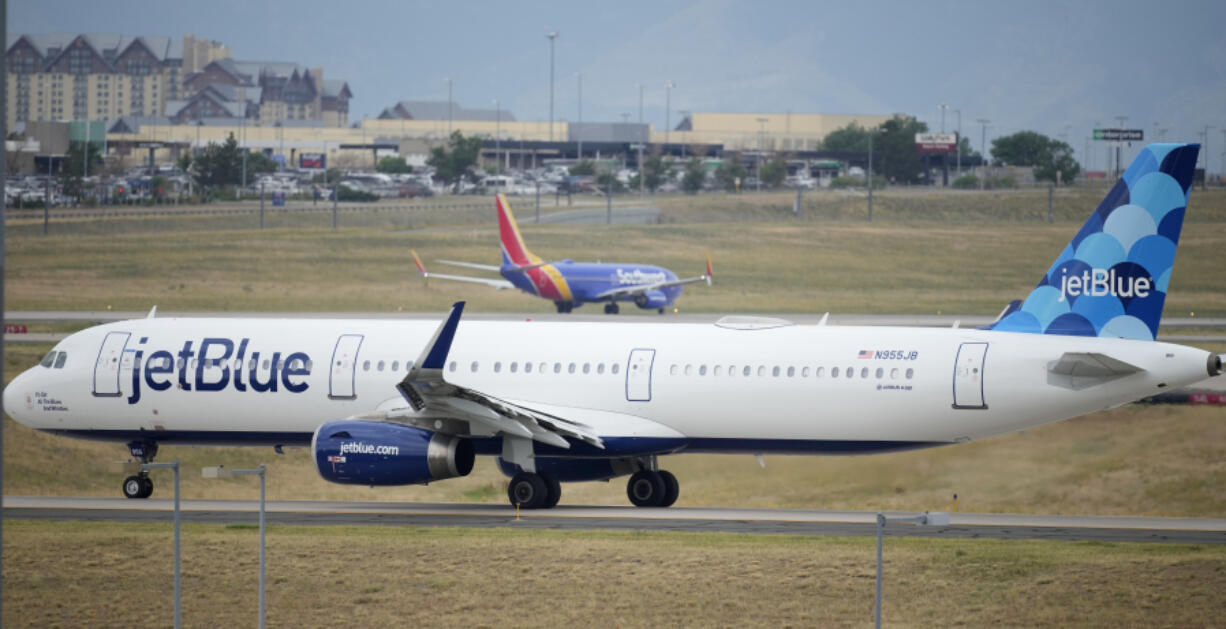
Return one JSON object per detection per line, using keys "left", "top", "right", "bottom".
{"left": 40, "top": 351, "right": 57, "bottom": 368}
{"left": 53, "top": 352, "right": 67, "bottom": 369}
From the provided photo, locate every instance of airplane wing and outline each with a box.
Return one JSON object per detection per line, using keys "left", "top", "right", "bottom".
{"left": 412, "top": 250, "right": 514, "bottom": 290}
{"left": 593, "top": 253, "right": 713, "bottom": 301}
{"left": 389, "top": 302, "right": 604, "bottom": 449}
{"left": 436, "top": 259, "right": 503, "bottom": 272}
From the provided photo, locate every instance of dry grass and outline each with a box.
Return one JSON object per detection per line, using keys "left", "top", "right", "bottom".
{"left": 4, "top": 521, "right": 1224, "bottom": 628}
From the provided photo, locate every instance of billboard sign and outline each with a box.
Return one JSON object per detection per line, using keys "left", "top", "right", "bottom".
{"left": 299, "top": 153, "right": 326, "bottom": 169}
{"left": 1093, "top": 128, "right": 1144, "bottom": 141}
{"left": 915, "top": 133, "right": 958, "bottom": 154}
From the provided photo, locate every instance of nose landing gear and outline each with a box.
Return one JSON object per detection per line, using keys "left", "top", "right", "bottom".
{"left": 121, "top": 441, "right": 158, "bottom": 499}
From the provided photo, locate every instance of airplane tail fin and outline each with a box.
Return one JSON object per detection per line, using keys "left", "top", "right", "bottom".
{"left": 496, "top": 194, "right": 538, "bottom": 267}
{"left": 988, "top": 143, "right": 1199, "bottom": 340}
{"left": 705, "top": 253, "right": 714, "bottom": 287}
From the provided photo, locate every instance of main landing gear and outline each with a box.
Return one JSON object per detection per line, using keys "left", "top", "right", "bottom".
{"left": 554, "top": 301, "right": 574, "bottom": 313}
{"left": 506, "top": 458, "right": 680, "bottom": 509}
{"left": 121, "top": 441, "right": 158, "bottom": 499}
{"left": 603, "top": 302, "right": 620, "bottom": 314}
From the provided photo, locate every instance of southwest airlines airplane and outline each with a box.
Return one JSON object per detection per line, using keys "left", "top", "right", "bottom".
{"left": 411, "top": 193, "right": 712, "bottom": 314}
{"left": 5, "top": 144, "right": 1220, "bottom": 510}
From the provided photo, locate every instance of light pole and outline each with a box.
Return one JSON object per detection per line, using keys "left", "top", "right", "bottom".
{"left": 976, "top": 118, "right": 990, "bottom": 189}
{"left": 203, "top": 464, "right": 268, "bottom": 629}
{"left": 1114, "top": 115, "right": 1128, "bottom": 178}
{"left": 240, "top": 113, "right": 247, "bottom": 198}
{"left": 493, "top": 99, "right": 501, "bottom": 173}
{"left": 576, "top": 72, "right": 583, "bottom": 160}
{"left": 445, "top": 77, "right": 453, "bottom": 135}
{"left": 755, "top": 117, "right": 768, "bottom": 192}
{"left": 939, "top": 103, "right": 948, "bottom": 133}
{"left": 868, "top": 127, "right": 877, "bottom": 221}
{"left": 954, "top": 109, "right": 962, "bottom": 175}
{"left": 665, "top": 81, "right": 675, "bottom": 149}
{"left": 1200, "top": 125, "right": 1214, "bottom": 189}
{"left": 275, "top": 121, "right": 283, "bottom": 169}
{"left": 637, "top": 83, "right": 644, "bottom": 126}
{"left": 678, "top": 110, "right": 690, "bottom": 158}
{"left": 547, "top": 32, "right": 558, "bottom": 142}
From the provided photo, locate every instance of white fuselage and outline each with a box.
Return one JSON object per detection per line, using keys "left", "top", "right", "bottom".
{"left": 4, "top": 316, "right": 1214, "bottom": 457}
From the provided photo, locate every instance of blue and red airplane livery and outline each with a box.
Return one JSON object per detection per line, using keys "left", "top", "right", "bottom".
{"left": 412, "top": 194, "right": 712, "bottom": 314}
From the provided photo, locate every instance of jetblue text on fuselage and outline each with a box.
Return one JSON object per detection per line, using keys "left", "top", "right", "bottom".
{"left": 1057, "top": 268, "right": 1152, "bottom": 303}
{"left": 126, "top": 337, "right": 311, "bottom": 404}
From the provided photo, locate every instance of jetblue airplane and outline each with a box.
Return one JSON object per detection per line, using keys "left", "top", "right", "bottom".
{"left": 5, "top": 144, "right": 1220, "bottom": 510}
{"left": 411, "top": 193, "right": 712, "bottom": 314}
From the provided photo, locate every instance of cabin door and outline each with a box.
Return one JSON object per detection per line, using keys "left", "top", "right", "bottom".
{"left": 952, "top": 342, "right": 989, "bottom": 409}
{"left": 93, "top": 331, "right": 131, "bottom": 397}
{"left": 625, "top": 348, "right": 656, "bottom": 402}
{"left": 329, "top": 334, "right": 364, "bottom": 399}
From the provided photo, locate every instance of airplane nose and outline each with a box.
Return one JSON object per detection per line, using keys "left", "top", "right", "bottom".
{"left": 4, "top": 370, "right": 30, "bottom": 425}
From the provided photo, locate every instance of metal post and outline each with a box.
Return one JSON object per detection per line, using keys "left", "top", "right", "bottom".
{"left": 258, "top": 464, "right": 266, "bottom": 629}
{"left": 606, "top": 176, "right": 612, "bottom": 225}
{"left": 143, "top": 460, "right": 181, "bottom": 629}
{"left": 867, "top": 130, "right": 874, "bottom": 222}
{"left": 1048, "top": 183, "right": 1054, "bottom": 223}
{"left": 637, "top": 143, "right": 644, "bottom": 199}
{"left": 493, "top": 99, "right": 501, "bottom": 173}
{"left": 547, "top": 32, "right": 557, "bottom": 142}
{"left": 955, "top": 109, "right": 961, "bottom": 176}
{"left": 977, "top": 118, "right": 990, "bottom": 189}
{"left": 535, "top": 180, "right": 540, "bottom": 224}
{"left": 875, "top": 513, "right": 884, "bottom": 629}
{"left": 260, "top": 180, "right": 265, "bottom": 229}
{"left": 665, "top": 81, "right": 674, "bottom": 147}
{"left": 241, "top": 115, "right": 247, "bottom": 198}
{"left": 794, "top": 186, "right": 802, "bottom": 219}
{"left": 332, "top": 183, "right": 338, "bottom": 229}
{"left": 44, "top": 165, "right": 50, "bottom": 235}
{"left": 576, "top": 73, "right": 583, "bottom": 160}
{"left": 1, "top": 1, "right": 7, "bottom": 619}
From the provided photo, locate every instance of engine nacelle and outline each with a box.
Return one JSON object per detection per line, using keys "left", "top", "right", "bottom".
{"left": 634, "top": 290, "right": 669, "bottom": 310}
{"left": 313, "top": 420, "right": 474, "bottom": 486}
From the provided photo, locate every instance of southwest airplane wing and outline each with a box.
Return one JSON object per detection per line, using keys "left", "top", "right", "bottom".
{"left": 411, "top": 249, "right": 513, "bottom": 289}
{"left": 593, "top": 255, "right": 713, "bottom": 301}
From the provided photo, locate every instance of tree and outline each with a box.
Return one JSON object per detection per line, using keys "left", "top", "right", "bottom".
{"left": 62, "top": 141, "right": 103, "bottom": 198}
{"left": 821, "top": 122, "right": 870, "bottom": 152}
{"left": 681, "top": 158, "right": 705, "bottom": 193}
{"left": 192, "top": 133, "right": 243, "bottom": 187}
{"left": 759, "top": 155, "right": 788, "bottom": 187}
{"left": 641, "top": 154, "right": 672, "bottom": 192}
{"left": 375, "top": 156, "right": 413, "bottom": 174}
{"left": 875, "top": 115, "right": 930, "bottom": 184}
{"left": 569, "top": 159, "right": 596, "bottom": 176}
{"left": 1033, "top": 139, "right": 1081, "bottom": 185}
{"left": 245, "top": 152, "right": 278, "bottom": 177}
{"left": 427, "top": 131, "right": 483, "bottom": 192}
{"left": 713, "top": 153, "right": 747, "bottom": 191}
{"left": 990, "top": 131, "right": 1051, "bottom": 166}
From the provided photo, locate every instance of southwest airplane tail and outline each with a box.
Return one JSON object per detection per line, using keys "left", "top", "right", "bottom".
{"left": 6, "top": 143, "right": 1221, "bottom": 510}
{"left": 496, "top": 193, "right": 540, "bottom": 268}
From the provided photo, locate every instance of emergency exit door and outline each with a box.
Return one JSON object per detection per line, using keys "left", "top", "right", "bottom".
{"left": 93, "top": 331, "right": 131, "bottom": 397}
{"left": 329, "top": 334, "right": 364, "bottom": 399}
{"left": 625, "top": 348, "right": 656, "bottom": 402}
{"left": 952, "top": 342, "right": 989, "bottom": 409}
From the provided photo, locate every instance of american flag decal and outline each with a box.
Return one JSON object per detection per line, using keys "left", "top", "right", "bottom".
{"left": 858, "top": 350, "right": 874, "bottom": 359}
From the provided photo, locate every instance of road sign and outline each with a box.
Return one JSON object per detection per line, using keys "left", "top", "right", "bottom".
{"left": 915, "top": 133, "right": 957, "bottom": 154}
{"left": 1093, "top": 128, "right": 1144, "bottom": 141}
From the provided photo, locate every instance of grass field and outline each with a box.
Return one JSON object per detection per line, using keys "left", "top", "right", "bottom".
{"left": 5, "top": 521, "right": 1225, "bottom": 628}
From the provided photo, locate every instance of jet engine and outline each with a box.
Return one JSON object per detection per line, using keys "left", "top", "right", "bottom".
{"left": 634, "top": 290, "right": 669, "bottom": 310}
{"left": 312, "top": 420, "right": 474, "bottom": 486}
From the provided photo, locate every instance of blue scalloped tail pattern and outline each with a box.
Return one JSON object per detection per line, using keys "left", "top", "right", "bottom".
{"left": 989, "top": 143, "right": 1199, "bottom": 340}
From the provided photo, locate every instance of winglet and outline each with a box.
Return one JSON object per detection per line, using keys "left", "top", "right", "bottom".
{"left": 147, "top": 305, "right": 157, "bottom": 319}
{"left": 705, "top": 253, "right": 714, "bottom": 287}
{"left": 399, "top": 301, "right": 466, "bottom": 410}
{"left": 411, "top": 249, "right": 428, "bottom": 277}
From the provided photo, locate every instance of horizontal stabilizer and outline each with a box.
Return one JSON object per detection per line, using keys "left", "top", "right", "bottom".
{"left": 1047, "top": 352, "right": 1145, "bottom": 390}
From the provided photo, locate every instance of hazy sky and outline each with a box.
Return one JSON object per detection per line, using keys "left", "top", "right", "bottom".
{"left": 13, "top": 0, "right": 1226, "bottom": 170}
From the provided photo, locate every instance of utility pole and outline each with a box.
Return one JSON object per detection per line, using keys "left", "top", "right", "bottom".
{"left": 637, "top": 83, "right": 644, "bottom": 125}
{"left": 576, "top": 72, "right": 583, "bottom": 160}
{"left": 547, "top": 32, "right": 558, "bottom": 142}
{"left": 493, "top": 99, "right": 501, "bottom": 173}
{"left": 976, "top": 118, "right": 990, "bottom": 190}
{"left": 1114, "top": 115, "right": 1128, "bottom": 178}
{"left": 445, "top": 77, "right": 453, "bottom": 135}
{"left": 954, "top": 109, "right": 961, "bottom": 176}
{"left": 665, "top": 81, "right": 675, "bottom": 148}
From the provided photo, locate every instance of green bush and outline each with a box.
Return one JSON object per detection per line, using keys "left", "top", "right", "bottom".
{"left": 952, "top": 174, "right": 979, "bottom": 189}
{"left": 829, "top": 176, "right": 887, "bottom": 189}
{"left": 338, "top": 186, "right": 379, "bottom": 202}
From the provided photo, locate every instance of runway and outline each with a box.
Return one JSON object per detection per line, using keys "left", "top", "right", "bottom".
{"left": 5, "top": 496, "right": 1224, "bottom": 544}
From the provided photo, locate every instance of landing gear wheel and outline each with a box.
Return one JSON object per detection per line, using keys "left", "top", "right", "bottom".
{"left": 658, "top": 308, "right": 665, "bottom": 315}
{"left": 540, "top": 473, "right": 562, "bottom": 508}
{"left": 603, "top": 303, "right": 620, "bottom": 315}
{"left": 508, "top": 472, "right": 548, "bottom": 509}
{"left": 139, "top": 476, "right": 154, "bottom": 499}
{"left": 657, "top": 470, "right": 679, "bottom": 508}
{"left": 627, "top": 470, "right": 667, "bottom": 507}
{"left": 555, "top": 301, "right": 574, "bottom": 314}
{"left": 123, "top": 475, "right": 148, "bottom": 500}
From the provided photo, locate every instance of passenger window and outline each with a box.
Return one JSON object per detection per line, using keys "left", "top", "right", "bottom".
{"left": 801, "top": 367, "right": 809, "bottom": 377}
{"left": 699, "top": 365, "right": 707, "bottom": 376}
{"left": 831, "top": 367, "right": 839, "bottom": 378}
{"left": 259, "top": 359, "right": 267, "bottom": 370}
{"left": 448, "top": 361, "right": 457, "bottom": 372}
{"left": 757, "top": 366, "right": 766, "bottom": 377}
{"left": 597, "top": 363, "right": 605, "bottom": 374}
{"left": 363, "top": 360, "right": 371, "bottom": 371}
{"left": 713, "top": 365, "right": 722, "bottom": 376}
{"left": 494, "top": 362, "right": 502, "bottom": 373}
{"left": 406, "top": 361, "right": 415, "bottom": 370}
{"left": 54, "top": 352, "right": 67, "bottom": 369}
{"left": 540, "top": 362, "right": 547, "bottom": 374}
{"left": 471, "top": 361, "right": 479, "bottom": 372}
{"left": 377, "top": 360, "right": 385, "bottom": 372}
{"left": 787, "top": 366, "right": 795, "bottom": 377}
{"left": 568, "top": 363, "right": 576, "bottom": 374}
{"left": 906, "top": 368, "right": 914, "bottom": 379}
{"left": 890, "top": 368, "right": 899, "bottom": 379}
{"left": 742, "top": 366, "right": 751, "bottom": 377}
{"left": 612, "top": 364, "right": 620, "bottom": 375}
{"left": 554, "top": 363, "right": 562, "bottom": 374}
{"left": 876, "top": 367, "right": 884, "bottom": 379}
{"left": 684, "top": 364, "right": 692, "bottom": 376}
{"left": 510, "top": 362, "right": 518, "bottom": 373}
{"left": 392, "top": 361, "right": 400, "bottom": 372}
{"left": 861, "top": 367, "right": 869, "bottom": 378}
{"left": 816, "top": 366, "right": 824, "bottom": 377}
{"left": 846, "top": 366, "right": 853, "bottom": 378}
{"left": 772, "top": 366, "right": 780, "bottom": 377}
{"left": 583, "top": 363, "right": 591, "bottom": 374}
{"left": 525, "top": 362, "right": 533, "bottom": 374}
